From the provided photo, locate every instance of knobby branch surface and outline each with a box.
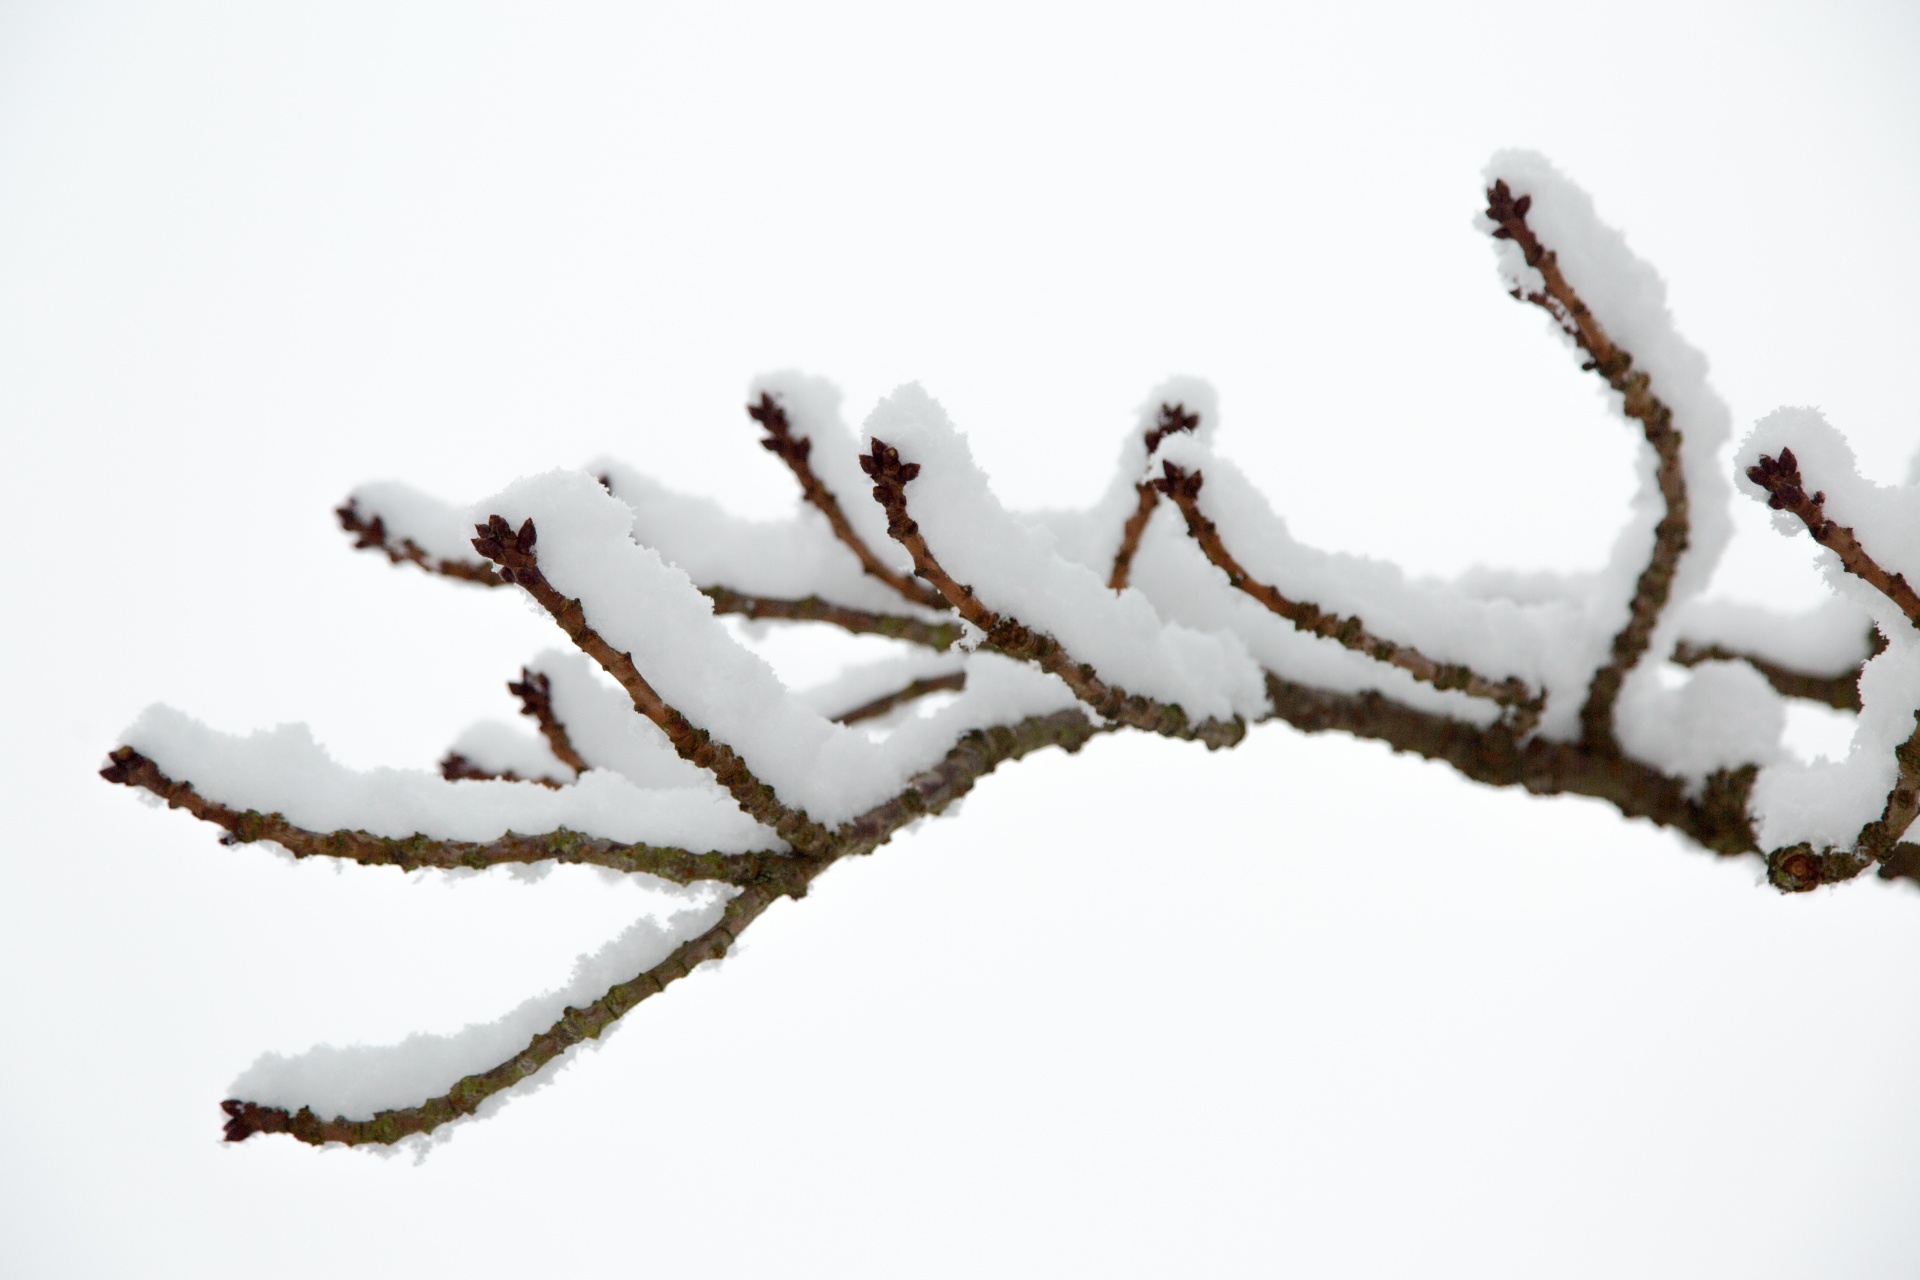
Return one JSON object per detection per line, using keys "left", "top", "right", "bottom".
{"left": 336, "top": 499, "right": 506, "bottom": 587}
{"left": 860, "top": 439, "right": 1246, "bottom": 749}
{"left": 208, "top": 708, "right": 1103, "bottom": 1147}
{"left": 749, "top": 392, "right": 949, "bottom": 611}
{"left": 1484, "top": 181, "right": 1690, "bottom": 752}
{"left": 1746, "top": 450, "right": 1920, "bottom": 633}
{"left": 506, "top": 668, "right": 590, "bottom": 773}
{"left": 1155, "top": 460, "right": 1544, "bottom": 732}
{"left": 1108, "top": 402, "right": 1200, "bottom": 591}
{"left": 99, "top": 746, "right": 789, "bottom": 887}
{"left": 1670, "top": 636, "right": 1874, "bottom": 713}
{"left": 470, "top": 515, "right": 834, "bottom": 855}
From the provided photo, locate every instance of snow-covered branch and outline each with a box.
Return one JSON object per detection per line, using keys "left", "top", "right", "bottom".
{"left": 101, "top": 151, "right": 1920, "bottom": 1149}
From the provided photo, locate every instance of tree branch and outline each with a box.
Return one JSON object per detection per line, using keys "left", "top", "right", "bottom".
{"left": 1156, "top": 460, "right": 1544, "bottom": 731}
{"left": 1670, "top": 638, "right": 1870, "bottom": 713}
{"left": 336, "top": 498, "right": 506, "bottom": 587}
{"left": 437, "top": 752, "right": 566, "bottom": 788}
{"left": 701, "top": 586, "right": 963, "bottom": 650}
{"left": 98, "top": 746, "right": 791, "bottom": 887}
{"left": 830, "top": 672, "right": 968, "bottom": 725}
{"left": 1745, "top": 448, "right": 1920, "bottom": 633}
{"left": 859, "top": 440, "right": 1246, "bottom": 749}
{"left": 750, "top": 392, "right": 949, "bottom": 611}
{"left": 1108, "top": 402, "right": 1201, "bottom": 591}
{"left": 1484, "top": 180, "right": 1690, "bottom": 752}
{"left": 506, "top": 668, "right": 590, "bottom": 774}
{"left": 471, "top": 515, "right": 835, "bottom": 855}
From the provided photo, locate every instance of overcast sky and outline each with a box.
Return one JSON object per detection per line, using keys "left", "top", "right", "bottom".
{"left": 5, "top": 3, "right": 1920, "bottom": 1276}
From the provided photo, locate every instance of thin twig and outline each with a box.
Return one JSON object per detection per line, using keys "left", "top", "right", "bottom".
{"left": 750, "top": 392, "right": 948, "bottom": 610}
{"left": 831, "top": 672, "right": 967, "bottom": 725}
{"left": 336, "top": 499, "right": 505, "bottom": 587}
{"left": 1745, "top": 449, "right": 1920, "bottom": 632}
{"left": 860, "top": 440, "right": 1246, "bottom": 749}
{"left": 506, "top": 668, "right": 590, "bottom": 773}
{"left": 99, "top": 747, "right": 789, "bottom": 886}
{"left": 437, "top": 752, "right": 566, "bottom": 789}
{"left": 1484, "top": 180, "right": 1690, "bottom": 752}
{"left": 1670, "top": 639, "right": 1868, "bottom": 713}
{"left": 702, "top": 586, "right": 963, "bottom": 650}
{"left": 471, "top": 515, "right": 834, "bottom": 855}
{"left": 1108, "top": 403, "right": 1201, "bottom": 591}
{"left": 1156, "top": 460, "right": 1543, "bottom": 731}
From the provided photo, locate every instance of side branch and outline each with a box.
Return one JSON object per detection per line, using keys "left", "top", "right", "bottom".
{"left": 860, "top": 441, "right": 1245, "bottom": 749}
{"left": 99, "top": 747, "right": 794, "bottom": 889}
{"left": 438, "top": 753, "right": 565, "bottom": 788}
{"left": 1156, "top": 462, "right": 1542, "bottom": 730}
{"left": 749, "top": 393, "right": 949, "bottom": 611}
{"left": 471, "top": 516, "right": 833, "bottom": 855}
{"left": 507, "top": 668, "right": 590, "bottom": 774}
{"left": 1671, "top": 638, "right": 1868, "bottom": 713}
{"left": 831, "top": 672, "right": 967, "bottom": 725}
{"left": 220, "top": 883, "right": 786, "bottom": 1146}
{"left": 1746, "top": 449, "right": 1920, "bottom": 632}
{"left": 702, "top": 586, "right": 963, "bottom": 650}
{"left": 1108, "top": 403, "right": 1201, "bottom": 591}
{"left": 337, "top": 499, "right": 505, "bottom": 587}
{"left": 1485, "top": 181, "right": 1689, "bottom": 751}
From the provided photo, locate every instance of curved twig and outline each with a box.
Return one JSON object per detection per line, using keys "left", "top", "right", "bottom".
{"left": 1484, "top": 180, "right": 1689, "bottom": 752}
{"left": 1670, "top": 638, "right": 1868, "bottom": 713}
{"left": 337, "top": 499, "right": 506, "bottom": 587}
{"left": 1108, "top": 403, "right": 1201, "bottom": 591}
{"left": 860, "top": 440, "right": 1245, "bottom": 749}
{"left": 506, "top": 668, "right": 590, "bottom": 774}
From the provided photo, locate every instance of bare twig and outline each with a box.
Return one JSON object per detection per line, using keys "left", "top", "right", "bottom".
{"left": 471, "top": 515, "right": 834, "bottom": 855}
{"left": 337, "top": 499, "right": 505, "bottom": 587}
{"left": 506, "top": 668, "right": 590, "bottom": 774}
{"left": 750, "top": 392, "right": 949, "bottom": 611}
{"left": 99, "top": 746, "right": 788, "bottom": 887}
{"left": 1108, "top": 403, "right": 1201, "bottom": 591}
{"left": 831, "top": 672, "right": 968, "bottom": 725}
{"left": 1746, "top": 449, "right": 1920, "bottom": 633}
{"left": 702, "top": 586, "right": 963, "bottom": 650}
{"left": 1156, "top": 460, "right": 1543, "bottom": 730}
{"left": 861, "top": 440, "right": 1246, "bottom": 749}
{"left": 1485, "top": 180, "right": 1690, "bottom": 752}
{"left": 1670, "top": 638, "right": 1870, "bottom": 713}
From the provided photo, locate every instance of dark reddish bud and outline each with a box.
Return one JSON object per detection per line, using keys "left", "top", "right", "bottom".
{"left": 516, "top": 519, "right": 536, "bottom": 553}
{"left": 1514, "top": 194, "right": 1531, "bottom": 215}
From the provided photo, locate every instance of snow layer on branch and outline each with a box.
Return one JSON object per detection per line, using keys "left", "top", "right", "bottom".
{"left": 1736, "top": 409, "right": 1920, "bottom": 847}
{"left": 228, "top": 896, "right": 729, "bottom": 1120}
{"left": 862, "top": 383, "right": 1269, "bottom": 723}
{"left": 1483, "top": 151, "right": 1737, "bottom": 748}
{"left": 475, "top": 471, "right": 1083, "bottom": 825}
{"left": 443, "top": 720, "right": 572, "bottom": 784}
{"left": 524, "top": 650, "right": 712, "bottom": 789}
{"left": 121, "top": 706, "right": 778, "bottom": 853}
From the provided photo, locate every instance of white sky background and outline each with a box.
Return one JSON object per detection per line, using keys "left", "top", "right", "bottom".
{"left": 4, "top": 1, "right": 1920, "bottom": 1275}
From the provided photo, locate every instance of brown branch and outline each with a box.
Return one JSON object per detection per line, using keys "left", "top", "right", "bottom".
{"left": 1746, "top": 449, "right": 1920, "bottom": 633}
{"left": 99, "top": 746, "right": 792, "bottom": 888}
{"left": 437, "top": 753, "right": 566, "bottom": 789}
{"left": 215, "top": 707, "right": 1104, "bottom": 1145}
{"left": 749, "top": 392, "right": 949, "bottom": 611}
{"left": 506, "top": 668, "right": 590, "bottom": 774}
{"left": 859, "top": 440, "right": 1246, "bottom": 750}
{"left": 1485, "top": 180, "right": 1689, "bottom": 752}
{"left": 1670, "top": 639, "right": 1868, "bottom": 713}
{"left": 1108, "top": 403, "right": 1201, "bottom": 591}
{"left": 831, "top": 672, "right": 967, "bottom": 725}
{"left": 471, "top": 515, "right": 834, "bottom": 855}
{"left": 1156, "top": 461, "right": 1543, "bottom": 731}
{"left": 337, "top": 499, "right": 505, "bottom": 587}
{"left": 701, "top": 586, "right": 963, "bottom": 650}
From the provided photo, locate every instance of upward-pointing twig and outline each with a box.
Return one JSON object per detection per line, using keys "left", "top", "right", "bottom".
{"left": 749, "top": 392, "right": 950, "bottom": 611}
{"left": 1108, "top": 403, "right": 1201, "bottom": 591}
{"left": 506, "top": 668, "right": 590, "bottom": 774}
{"left": 1484, "top": 180, "right": 1690, "bottom": 753}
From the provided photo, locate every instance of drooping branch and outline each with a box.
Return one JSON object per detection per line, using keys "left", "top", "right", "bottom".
{"left": 859, "top": 440, "right": 1246, "bottom": 749}
{"left": 216, "top": 707, "right": 1103, "bottom": 1145}
{"left": 1745, "top": 449, "right": 1920, "bottom": 633}
{"left": 99, "top": 746, "right": 790, "bottom": 887}
{"left": 336, "top": 499, "right": 506, "bottom": 587}
{"left": 470, "top": 515, "right": 834, "bottom": 855}
{"left": 831, "top": 671, "right": 967, "bottom": 725}
{"left": 701, "top": 586, "right": 963, "bottom": 650}
{"left": 1108, "top": 403, "right": 1201, "bottom": 591}
{"left": 750, "top": 392, "right": 949, "bottom": 611}
{"left": 1156, "top": 460, "right": 1543, "bottom": 730}
{"left": 506, "top": 668, "right": 590, "bottom": 774}
{"left": 1484, "top": 180, "right": 1690, "bottom": 752}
